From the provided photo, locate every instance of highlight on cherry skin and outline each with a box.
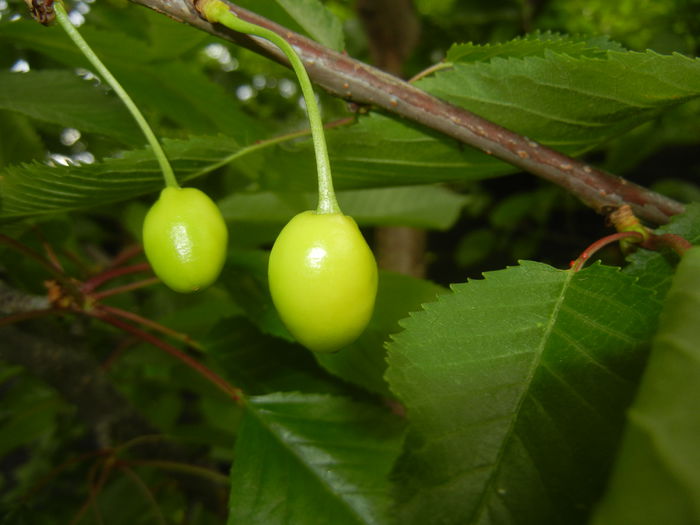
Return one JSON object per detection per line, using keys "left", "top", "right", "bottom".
{"left": 268, "top": 210, "right": 378, "bottom": 353}
{"left": 143, "top": 186, "right": 228, "bottom": 293}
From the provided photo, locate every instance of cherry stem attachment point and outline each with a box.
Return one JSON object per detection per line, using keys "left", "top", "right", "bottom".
{"left": 53, "top": 2, "right": 178, "bottom": 189}
{"left": 197, "top": 0, "right": 340, "bottom": 214}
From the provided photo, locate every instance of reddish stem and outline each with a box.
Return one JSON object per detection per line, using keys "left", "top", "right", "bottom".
{"left": 82, "top": 263, "right": 152, "bottom": 293}
{"left": 0, "top": 309, "right": 59, "bottom": 327}
{"left": 109, "top": 244, "right": 143, "bottom": 268}
{"left": 33, "top": 227, "right": 64, "bottom": 272}
{"left": 571, "top": 231, "right": 644, "bottom": 272}
{"left": 0, "top": 233, "right": 64, "bottom": 279}
{"left": 96, "top": 304, "right": 203, "bottom": 351}
{"left": 94, "top": 312, "right": 243, "bottom": 403}
{"left": 22, "top": 450, "right": 110, "bottom": 503}
{"left": 91, "top": 277, "right": 159, "bottom": 301}
{"left": 70, "top": 458, "right": 113, "bottom": 525}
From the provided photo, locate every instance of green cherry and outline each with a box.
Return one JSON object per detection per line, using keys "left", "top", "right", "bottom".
{"left": 268, "top": 211, "right": 378, "bottom": 353}
{"left": 143, "top": 187, "right": 228, "bottom": 293}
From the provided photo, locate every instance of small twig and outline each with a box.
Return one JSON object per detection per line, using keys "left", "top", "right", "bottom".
{"left": 82, "top": 263, "right": 151, "bottom": 293}
{"left": 108, "top": 244, "right": 143, "bottom": 269}
{"left": 32, "top": 226, "right": 64, "bottom": 272}
{"left": 70, "top": 458, "right": 113, "bottom": 525}
{"left": 96, "top": 304, "right": 204, "bottom": 351}
{"left": 0, "top": 233, "right": 64, "bottom": 279}
{"left": 408, "top": 61, "right": 454, "bottom": 83}
{"left": 22, "top": 450, "right": 110, "bottom": 503}
{"left": 91, "top": 277, "right": 159, "bottom": 301}
{"left": 117, "top": 464, "right": 167, "bottom": 525}
{"left": 0, "top": 308, "right": 59, "bottom": 327}
{"left": 126, "top": 459, "right": 229, "bottom": 485}
{"left": 94, "top": 312, "right": 243, "bottom": 403}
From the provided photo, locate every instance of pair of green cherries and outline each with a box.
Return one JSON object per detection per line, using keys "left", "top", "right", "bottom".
{"left": 52, "top": 0, "right": 376, "bottom": 353}
{"left": 143, "top": 189, "right": 377, "bottom": 353}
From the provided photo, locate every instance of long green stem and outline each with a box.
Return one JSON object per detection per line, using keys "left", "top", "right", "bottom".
{"left": 53, "top": 2, "right": 178, "bottom": 189}
{"left": 199, "top": 0, "right": 340, "bottom": 214}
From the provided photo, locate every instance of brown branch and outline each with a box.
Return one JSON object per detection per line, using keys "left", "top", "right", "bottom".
{"left": 127, "top": 0, "right": 684, "bottom": 224}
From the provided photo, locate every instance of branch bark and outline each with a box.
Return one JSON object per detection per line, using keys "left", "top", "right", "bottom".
{"left": 130, "top": 0, "right": 684, "bottom": 224}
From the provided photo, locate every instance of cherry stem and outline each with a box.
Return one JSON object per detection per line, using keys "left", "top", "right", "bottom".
{"left": 97, "top": 304, "right": 204, "bottom": 352}
{"left": 82, "top": 263, "right": 151, "bottom": 293}
{"left": 91, "top": 277, "right": 159, "bottom": 301}
{"left": 198, "top": 0, "right": 340, "bottom": 214}
{"left": 94, "top": 311, "right": 243, "bottom": 403}
{"left": 571, "top": 231, "right": 644, "bottom": 272}
{"left": 53, "top": 2, "right": 178, "bottom": 189}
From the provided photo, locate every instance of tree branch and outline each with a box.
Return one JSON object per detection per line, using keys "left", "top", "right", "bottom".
{"left": 128, "top": 0, "right": 684, "bottom": 224}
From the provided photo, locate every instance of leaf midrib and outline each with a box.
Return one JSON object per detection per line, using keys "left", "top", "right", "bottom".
{"left": 247, "top": 397, "right": 382, "bottom": 525}
{"left": 470, "top": 268, "right": 574, "bottom": 524}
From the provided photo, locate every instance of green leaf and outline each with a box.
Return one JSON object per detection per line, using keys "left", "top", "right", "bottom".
{"left": 386, "top": 261, "right": 661, "bottom": 525}
{"left": 0, "top": 135, "right": 242, "bottom": 220}
{"left": 419, "top": 45, "right": 700, "bottom": 156}
{"left": 228, "top": 393, "right": 404, "bottom": 525}
{"left": 0, "top": 19, "right": 263, "bottom": 140}
{"left": 234, "top": 0, "right": 344, "bottom": 50}
{"left": 0, "top": 70, "right": 140, "bottom": 146}
{"left": 591, "top": 246, "right": 700, "bottom": 525}
{"left": 219, "top": 185, "right": 470, "bottom": 230}
{"left": 262, "top": 113, "right": 513, "bottom": 192}
{"left": 0, "top": 111, "right": 44, "bottom": 167}
{"left": 276, "top": 0, "right": 344, "bottom": 51}
{"left": 446, "top": 32, "right": 625, "bottom": 63}
{"left": 205, "top": 317, "right": 347, "bottom": 396}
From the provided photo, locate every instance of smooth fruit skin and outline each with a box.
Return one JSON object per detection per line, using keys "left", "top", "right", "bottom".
{"left": 143, "top": 187, "right": 228, "bottom": 293}
{"left": 268, "top": 211, "right": 378, "bottom": 353}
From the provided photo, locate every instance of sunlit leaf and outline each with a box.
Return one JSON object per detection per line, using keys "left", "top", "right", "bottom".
{"left": 386, "top": 262, "right": 661, "bottom": 524}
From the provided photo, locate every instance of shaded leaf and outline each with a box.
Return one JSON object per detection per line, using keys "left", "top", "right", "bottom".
{"left": 228, "top": 393, "right": 404, "bottom": 525}
{"left": 386, "top": 262, "right": 661, "bottom": 525}
{"left": 219, "top": 185, "right": 470, "bottom": 230}
{"left": 0, "top": 111, "right": 44, "bottom": 167}
{"left": 591, "top": 246, "right": 700, "bottom": 525}
{"left": 0, "top": 19, "right": 262, "bottom": 140}
{"left": 0, "top": 71, "right": 139, "bottom": 145}
{"left": 205, "top": 316, "right": 346, "bottom": 396}
{"left": 315, "top": 272, "right": 444, "bottom": 398}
